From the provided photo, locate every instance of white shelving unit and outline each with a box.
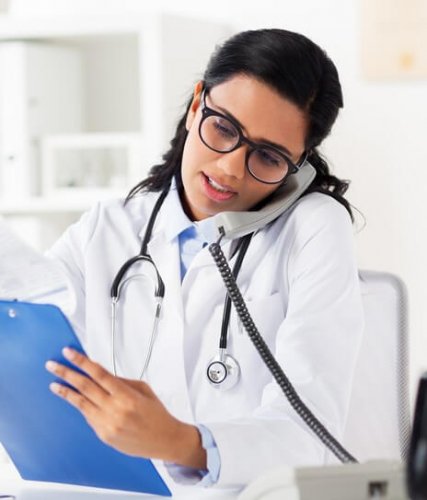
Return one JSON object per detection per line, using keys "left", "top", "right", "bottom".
{"left": 0, "top": 14, "right": 230, "bottom": 250}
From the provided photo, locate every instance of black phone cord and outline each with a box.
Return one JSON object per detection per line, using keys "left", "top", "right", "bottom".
{"left": 209, "top": 240, "right": 357, "bottom": 464}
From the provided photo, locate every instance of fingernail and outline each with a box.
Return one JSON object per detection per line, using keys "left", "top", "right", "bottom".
{"left": 50, "top": 382, "right": 61, "bottom": 394}
{"left": 45, "top": 360, "right": 58, "bottom": 372}
{"left": 63, "top": 347, "right": 76, "bottom": 360}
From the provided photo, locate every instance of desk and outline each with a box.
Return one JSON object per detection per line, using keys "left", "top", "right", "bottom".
{"left": 0, "top": 463, "right": 240, "bottom": 500}
{"left": 1, "top": 456, "right": 407, "bottom": 499}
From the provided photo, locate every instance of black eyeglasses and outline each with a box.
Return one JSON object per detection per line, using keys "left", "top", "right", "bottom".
{"left": 198, "top": 90, "right": 305, "bottom": 184}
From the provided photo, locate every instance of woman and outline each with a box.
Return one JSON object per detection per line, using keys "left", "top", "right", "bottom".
{"left": 45, "top": 28, "right": 363, "bottom": 489}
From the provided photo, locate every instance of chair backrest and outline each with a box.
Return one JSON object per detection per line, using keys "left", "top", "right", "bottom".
{"left": 342, "top": 270, "right": 411, "bottom": 462}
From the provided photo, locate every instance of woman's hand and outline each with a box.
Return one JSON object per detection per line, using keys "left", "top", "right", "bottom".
{"left": 45, "top": 347, "right": 206, "bottom": 470}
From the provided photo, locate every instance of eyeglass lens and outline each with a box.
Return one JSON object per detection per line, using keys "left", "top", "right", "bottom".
{"left": 200, "top": 114, "right": 291, "bottom": 183}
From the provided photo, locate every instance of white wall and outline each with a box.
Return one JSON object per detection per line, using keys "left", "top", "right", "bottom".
{"left": 6, "top": 0, "right": 427, "bottom": 396}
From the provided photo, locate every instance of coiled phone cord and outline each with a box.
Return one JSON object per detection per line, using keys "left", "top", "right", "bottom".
{"left": 209, "top": 237, "right": 357, "bottom": 464}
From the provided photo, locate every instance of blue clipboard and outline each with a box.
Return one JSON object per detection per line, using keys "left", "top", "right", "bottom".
{"left": 0, "top": 299, "right": 171, "bottom": 496}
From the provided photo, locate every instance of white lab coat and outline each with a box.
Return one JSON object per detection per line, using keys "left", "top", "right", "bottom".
{"left": 48, "top": 188, "right": 364, "bottom": 489}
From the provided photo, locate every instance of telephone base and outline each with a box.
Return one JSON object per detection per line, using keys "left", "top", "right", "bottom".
{"left": 238, "top": 460, "right": 407, "bottom": 500}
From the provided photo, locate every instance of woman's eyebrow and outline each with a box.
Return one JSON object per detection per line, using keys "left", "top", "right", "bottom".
{"left": 211, "top": 101, "right": 293, "bottom": 157}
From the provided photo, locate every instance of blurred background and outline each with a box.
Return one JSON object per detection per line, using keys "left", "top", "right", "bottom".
{"left": 0, "top": 0, "right": 426, "bottom": 400}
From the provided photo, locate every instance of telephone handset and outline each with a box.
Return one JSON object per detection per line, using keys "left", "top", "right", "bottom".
{"left": 212, "top": 160, "right": 316, "bottom": 240}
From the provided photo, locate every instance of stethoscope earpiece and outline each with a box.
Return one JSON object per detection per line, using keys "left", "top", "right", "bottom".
{"left": 207, "top": 349, "right": 240, "bottom": 391}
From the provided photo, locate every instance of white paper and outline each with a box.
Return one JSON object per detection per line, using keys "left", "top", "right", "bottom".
{"left": 0, "top": 221, "right": 69, "bottom": 308}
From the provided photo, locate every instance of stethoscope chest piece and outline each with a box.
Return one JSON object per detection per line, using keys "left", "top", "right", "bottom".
{"left": 207, "top": 349, "right": 240, "bottom": 391}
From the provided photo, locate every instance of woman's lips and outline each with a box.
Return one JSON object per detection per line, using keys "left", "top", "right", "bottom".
{"left": 201, "top": 173, "right": 237, "bottom": 202}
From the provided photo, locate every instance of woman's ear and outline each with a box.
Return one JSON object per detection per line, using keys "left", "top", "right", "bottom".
{"left": 185, "top": 81, "right": 204, "bottom": 131}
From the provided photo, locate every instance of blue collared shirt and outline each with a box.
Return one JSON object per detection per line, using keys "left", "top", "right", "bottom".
{"left": 162, "top": 181, "right": 221, "bottom": 486}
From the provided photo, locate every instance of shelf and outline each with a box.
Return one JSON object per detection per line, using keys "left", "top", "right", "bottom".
{"left": 0, "top": 15, "right": 152, "bottom": 39}
{"left": 0, "top": 193, "right": 125, "bottom": 215}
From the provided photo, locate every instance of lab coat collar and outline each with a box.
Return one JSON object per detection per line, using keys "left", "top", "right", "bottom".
{"left": 162, "top": 180, "right": 193, "bottom": 243}
{"left": 136, "top": 180, "right": 186, "bottom": 243}
{"left": 137, "top": 179, "right": 218, "bottom": 245}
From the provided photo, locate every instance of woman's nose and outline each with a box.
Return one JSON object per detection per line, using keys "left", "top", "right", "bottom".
{"left": 216, "top": 146, "right": 247, "bottom": 180}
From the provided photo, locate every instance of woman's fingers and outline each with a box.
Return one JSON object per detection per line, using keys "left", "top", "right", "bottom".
{"left": 49, "top": 381, "right": 98, "bottom": 420}
{"left": 61, "top": 348, "right": 126, "bottom": 395}
{"left": 46, "top": 360, "right": 109, "bottom": 408}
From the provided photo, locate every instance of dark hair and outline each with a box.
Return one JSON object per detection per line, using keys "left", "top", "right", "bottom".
{"left": 127, "top": 28, "right": 352, "bottom": 219}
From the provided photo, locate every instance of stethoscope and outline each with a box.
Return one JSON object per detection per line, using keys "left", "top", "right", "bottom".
{"left": 110, "top": 184, "right": 251, "bottom": 390}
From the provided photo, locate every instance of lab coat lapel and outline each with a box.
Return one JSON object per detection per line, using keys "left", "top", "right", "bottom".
{"left": 147, "top": 230, "right": 183, "bottom": 321}
{"left": 183, "top": 232, "right": 264, "bottom": 295}
{"left": 184, "top": 238, "right": 234, "bottom": 274}
{"left": 144, "top": 228, "right": 195, "bottom": 422}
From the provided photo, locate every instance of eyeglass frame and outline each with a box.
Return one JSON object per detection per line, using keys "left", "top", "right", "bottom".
{"left": 198, "top": 89, "right": 306, "bottom": 185}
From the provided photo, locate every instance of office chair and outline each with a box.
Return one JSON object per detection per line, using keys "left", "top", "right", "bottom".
{"left": 342, "top": 270, "right": 411, "bottom": 462}
{"left": 239, "top": 270, "right": 412, "bottom": 500}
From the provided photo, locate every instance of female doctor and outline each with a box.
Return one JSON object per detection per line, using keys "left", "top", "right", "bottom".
{"left": 45, "top": 28, "right": 363, "bottom": 489}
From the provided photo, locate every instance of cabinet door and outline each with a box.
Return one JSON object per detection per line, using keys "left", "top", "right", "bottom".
{"left": 0, "top": 42, "right": 83, "bottom": 199}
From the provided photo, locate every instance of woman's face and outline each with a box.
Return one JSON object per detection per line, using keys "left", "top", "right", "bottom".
{"left": 181, "top": 75, "right": 308, "bottom": 221}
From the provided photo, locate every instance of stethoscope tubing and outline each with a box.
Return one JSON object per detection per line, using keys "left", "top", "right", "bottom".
{"left": 111, "top": 275, "right": 163, "bottom": 379}
{"left": 109, "top": 188, "right": 169, "bottom": 379}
